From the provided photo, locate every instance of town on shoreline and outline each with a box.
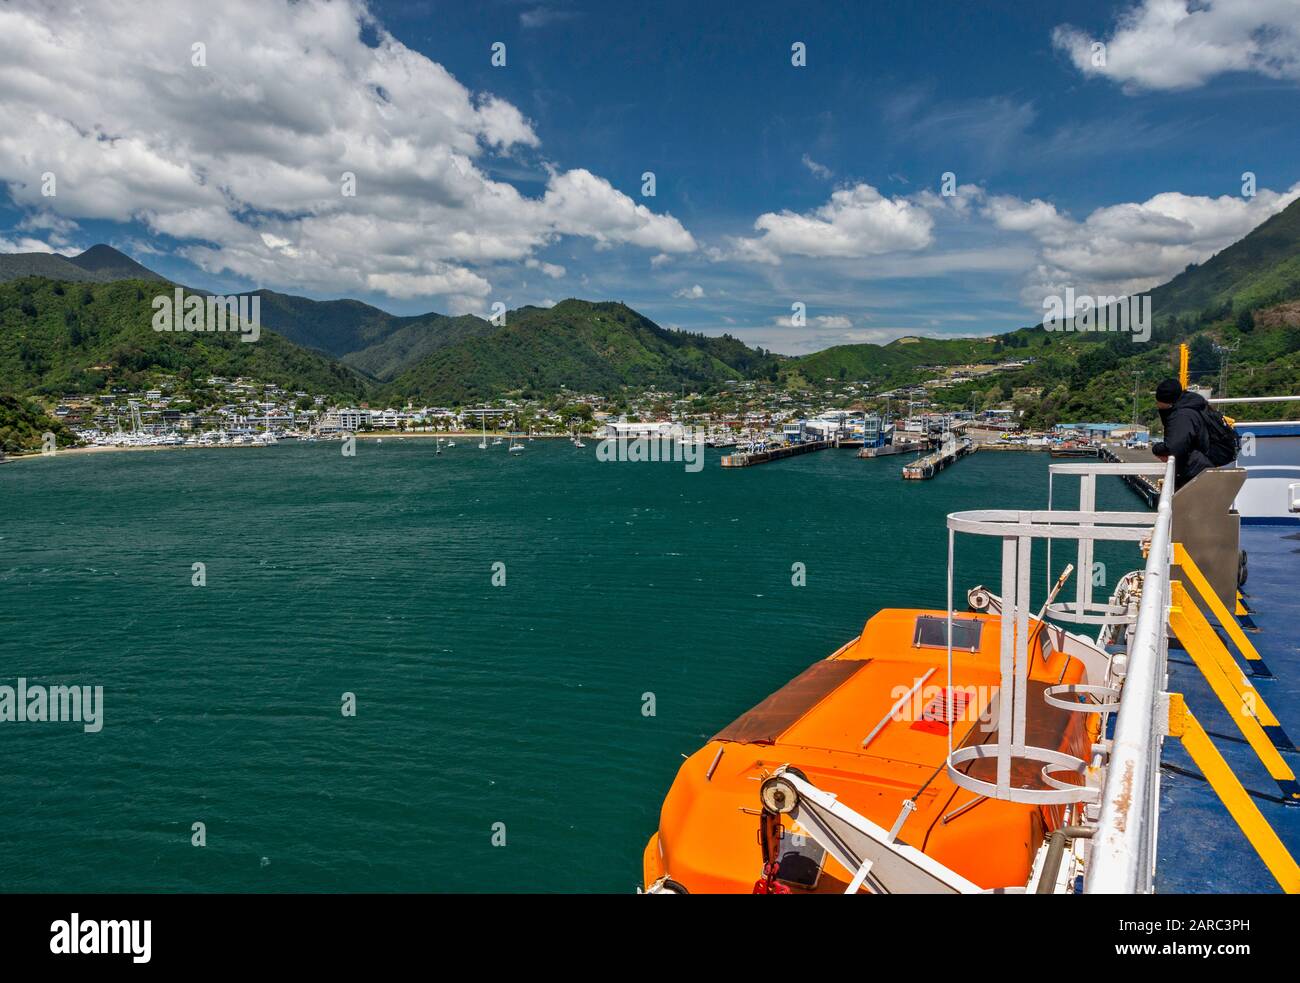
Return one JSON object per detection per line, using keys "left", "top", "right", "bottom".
{"left": 4, "top": 359, "right": 1155, "bottom": 464}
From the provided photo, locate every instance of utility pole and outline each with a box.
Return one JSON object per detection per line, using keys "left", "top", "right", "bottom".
{"left": 1215, "top": 341, "right": 1239, "bottom": 397}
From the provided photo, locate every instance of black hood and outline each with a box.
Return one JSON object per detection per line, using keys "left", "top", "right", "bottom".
{"left": 1159, "top": 389, "right": 1207, "bottom": 424}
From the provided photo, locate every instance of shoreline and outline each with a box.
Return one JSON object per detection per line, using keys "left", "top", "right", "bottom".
{"left": 2, "top": 442, "right": 269, "bottom": 464}
{"left": 353, "top": 431, "right": 583, "bottom": 440}
{"left": 1, "top": 429, "right": 589, "bottom": 464}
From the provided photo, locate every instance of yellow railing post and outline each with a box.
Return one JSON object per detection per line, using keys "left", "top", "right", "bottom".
{"left": 1167, "top": 694, "right": 1300, "bottom": 893}
{"left": 1168, "top": 583, "right": 1300, "bottom": 798}
{"left": 1173, "top": 544, "right": 1270, "bottom": 674}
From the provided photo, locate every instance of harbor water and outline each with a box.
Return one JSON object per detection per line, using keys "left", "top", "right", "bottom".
{"left": 0, "top": 441, "right": 1139, "bottom": 892}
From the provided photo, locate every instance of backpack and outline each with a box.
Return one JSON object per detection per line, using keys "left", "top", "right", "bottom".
{"left": 1200, "top": 404, "right": 1241, "bottom": 466}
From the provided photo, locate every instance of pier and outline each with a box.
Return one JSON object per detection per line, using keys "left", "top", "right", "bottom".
{"left": 857, "top": 436, "right": 930, "bottom": 459}
{"left": 1098, "top": 444, "right": 1163, "bottom": 505}
{"left": 976, "top": 442, "right": 1051, "bottom": 452}
{"left": 721, "top": 439, "right": 833, "bottom": 467}
{"left": 902, "top": 437, "right": 975, "bottom": 479}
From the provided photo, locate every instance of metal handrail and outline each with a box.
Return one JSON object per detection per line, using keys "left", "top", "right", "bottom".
{"left": 1207, "top": 395, "right": 1300, "bottom": 404}
{"left": 1085, "top": 457, "right": 1177, "bottom": 893}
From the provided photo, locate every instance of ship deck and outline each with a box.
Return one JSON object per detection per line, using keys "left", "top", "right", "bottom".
{"left": 1156, "top": 523, "right": 1300, "bottom": 892}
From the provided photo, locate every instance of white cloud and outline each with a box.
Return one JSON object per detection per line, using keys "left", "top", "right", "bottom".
{"left": 520, "top": 7, "right": 578, "bottom": 30}
{"left": 911, "top": 184, "right": 987, "bottom": 219}
{"left": 539, "top": 169, "right": 696, "bottom": 252}
{"left": 983, "top": 195, "right": 1073, "bottom": 237}
{"left": 801, "top": 154, "right": 832, "bottom": 180}
{"left": 987, "top": 183, "right": 1300, "bottom": 304}
{"left": 364, "top": 269, "right": 492, "bottom": 305}
{"left": 1053, "top": 0, "right": 1300, "bottom": 92}
{"left": 674, "top": 283, "right": 705, "bottom": 299}
{"left": 0, "top": 0, "right": 694, "bottom": 307}
{"left": 525, "top": 257, "right": 566, "bottom": 279}
{"left": 729, "top": 183, "right": 934, "bottom": 263}
{"left": 812, "top": 314, "right": 852, "bottom": 329}
{"left": 0, "top": 234, "right": 59, "bottom": 254}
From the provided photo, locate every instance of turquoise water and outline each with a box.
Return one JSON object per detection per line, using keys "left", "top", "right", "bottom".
{"left": 0, "top": 441, "right": 1139, "bottom": 892}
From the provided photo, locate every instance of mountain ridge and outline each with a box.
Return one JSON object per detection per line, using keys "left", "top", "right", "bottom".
{"left": 2, "top": 196, "right": 1299, "bottom": 406}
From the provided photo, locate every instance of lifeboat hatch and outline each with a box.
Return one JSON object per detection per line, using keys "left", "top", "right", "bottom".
{"left": 913, "top": 614, "right": 982, "bottom": 652}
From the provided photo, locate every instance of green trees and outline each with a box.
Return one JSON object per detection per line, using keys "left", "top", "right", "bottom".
{"left": 1187, "top": 334, "right": 1217, "bottom": 378}
{"left": 0, "top": 394, "right": 79, "bottom": 453}
{"left": 0, "top": 277, "right": 369, "bottom": 399}
{"left": 1071, "top": 345, "right": 1118, "bottom": 387}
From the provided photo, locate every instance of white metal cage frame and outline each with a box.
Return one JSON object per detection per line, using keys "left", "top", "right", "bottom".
{"left": 942, "top": 460, "right": 1174, "bottom": 817}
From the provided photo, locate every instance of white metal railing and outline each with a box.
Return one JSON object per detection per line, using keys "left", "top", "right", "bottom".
{"left": 1046, "top": 462, "right": 1168, "bottom": 624}
{"left": 1085, "top": 457, "right": 1177, "bottom": 893}
{"left": 1207, "top": 395, "right": 1300, "bottom": 404}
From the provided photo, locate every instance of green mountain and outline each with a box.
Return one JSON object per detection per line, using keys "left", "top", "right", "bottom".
{"left": 0, "top": 244, "right": 165, "bottom": 285}
{"left": 67, "top": 244, "right": 166, "bottom": 282}
{"left": 786, "top": 327, "right": 1086, "bottom": 392}
{"left": 0, "top": 277, "right": 369, "bottom": 400}
{"left": 1148, "top": 198, "right": 1300, "bottom": 319}
{"left": 0, "top": 251, "right": 102, "bottom": 284}
{"left": 250, "top": 290, "right": 512, "bottom": 377}
{"left": 791, "top": 337, "right": 981, "bottom": 385}
{"left": 2, "top": 195, "right": 1298, "bottom": 417}
{"left": 341, "top": 312, "right": 497, "bottom": 381}
{"left": 920, "top": 196, "right": 1300, "bottom": 428}
{"left": 381, "top": 299, "right": 781, "bottom": 404}
{"left": 250, "top": 289, "right": 412, "bottom": 360}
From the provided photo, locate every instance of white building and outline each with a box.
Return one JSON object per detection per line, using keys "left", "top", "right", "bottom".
{"left": 603, "top": 421, "right": 680, "bottom": 439}
{"left": 317, "top": 408, "right": 367, "bottom": 432}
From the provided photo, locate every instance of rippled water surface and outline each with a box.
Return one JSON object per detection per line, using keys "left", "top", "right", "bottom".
{"left": 0, "top": 440, "right": 1139, "bottom": 891}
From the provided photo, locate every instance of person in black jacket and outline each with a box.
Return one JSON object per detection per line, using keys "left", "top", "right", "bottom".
{"left": 1152, "top": 379, "right": 1214, "bottom": 489}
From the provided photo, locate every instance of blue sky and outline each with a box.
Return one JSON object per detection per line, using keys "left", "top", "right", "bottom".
{"left": 2, "top": 0, "right": 1299, "bottom": 353}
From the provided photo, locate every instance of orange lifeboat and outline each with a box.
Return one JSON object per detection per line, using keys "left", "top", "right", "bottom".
{"left": 643, "top": 607, "right": 1099, "bottom": 894}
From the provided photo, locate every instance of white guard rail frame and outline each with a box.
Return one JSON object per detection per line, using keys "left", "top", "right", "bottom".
{"left": 1085, "top": 457, "right": 1177, "bottom": 893}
